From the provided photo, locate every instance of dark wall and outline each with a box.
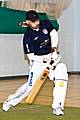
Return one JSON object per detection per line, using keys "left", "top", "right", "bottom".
{"left": 0, "top": 7, "right": 59, "bottom": 34}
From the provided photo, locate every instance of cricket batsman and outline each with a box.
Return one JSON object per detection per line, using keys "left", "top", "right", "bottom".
{"left": 2, "top": 10, "right": 68, "bottom": 116}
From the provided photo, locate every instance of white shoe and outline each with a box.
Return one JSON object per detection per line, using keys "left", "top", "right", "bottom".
{"left": 2, "top": 100, "right": 12, "bottom": 112}
{"left": 53, "top": 107, "right": 64, "bottom": 116}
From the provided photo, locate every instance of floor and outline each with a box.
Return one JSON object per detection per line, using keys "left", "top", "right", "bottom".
{"left": 0, "top": 74, "right": 80, "bottom": 107}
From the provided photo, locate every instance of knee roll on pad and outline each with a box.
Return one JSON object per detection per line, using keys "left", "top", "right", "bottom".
{"left": 56, "top": 63, "right": 67, "bottom": 73}
{"left": 55, "top": 63, "right": 68, "bottom": 80}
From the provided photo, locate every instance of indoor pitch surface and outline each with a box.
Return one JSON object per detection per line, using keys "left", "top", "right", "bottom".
{"left": 0, "top": 103, "right": 80, "bottom": 120}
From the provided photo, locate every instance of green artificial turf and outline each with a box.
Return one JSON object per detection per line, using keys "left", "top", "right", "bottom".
{"left": 0, "top": 103, "right": 80, "bottom": 120}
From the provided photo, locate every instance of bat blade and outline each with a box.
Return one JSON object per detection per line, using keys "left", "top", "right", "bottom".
{"left": 26, "top": 70, "right": 49, "bottom": 104}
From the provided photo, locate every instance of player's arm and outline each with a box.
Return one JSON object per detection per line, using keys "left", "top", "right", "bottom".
{"left": 23, "top": 32, "right": 34, "bottom": 63}
{"left": 45, "top": 20, "right": 59, "bottom": 52}
{"left": 50, "top": 29, "right": 59, "bottom": 53}
{"left": 50, "top": 29, "right": 61, "bottom": 69}
{"left": 46, "top": 21, "right": 61, "bottom": 68}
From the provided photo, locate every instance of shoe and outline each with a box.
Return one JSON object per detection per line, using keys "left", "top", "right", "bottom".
{"left": 53, "top": 107, "right": 64, "bottom": 116}
{"left": 2, "top": 100, "right": 12, "bottom": 112}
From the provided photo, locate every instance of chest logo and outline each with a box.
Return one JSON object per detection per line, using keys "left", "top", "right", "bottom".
{"left": 34, "top": 37, "right": 38, "bottom": 41}
{"left": 42, "top": 29, "right": 48, "bottom": 34}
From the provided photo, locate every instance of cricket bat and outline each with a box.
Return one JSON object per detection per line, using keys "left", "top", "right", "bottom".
{"left": 26, "top": 69, "right": 49, "bottom": 104}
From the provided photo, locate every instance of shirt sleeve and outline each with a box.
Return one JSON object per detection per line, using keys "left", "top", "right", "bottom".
{"left": 45, "top": 20, "right": 58, "bottom": 48}
{"left": 23, "top": 31, "right": 34, "bottom": 54}
{"left": 50, "top": 29, "right": 58, "bottom": 48}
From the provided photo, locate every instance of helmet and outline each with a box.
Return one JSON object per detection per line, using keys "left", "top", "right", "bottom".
{"left": 26, "top": 10, "right": 39, "bottom": 22}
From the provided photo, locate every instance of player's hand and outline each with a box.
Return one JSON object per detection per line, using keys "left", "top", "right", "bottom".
{"left": 50, "top": 52, "right": 61, "bottom": 70}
